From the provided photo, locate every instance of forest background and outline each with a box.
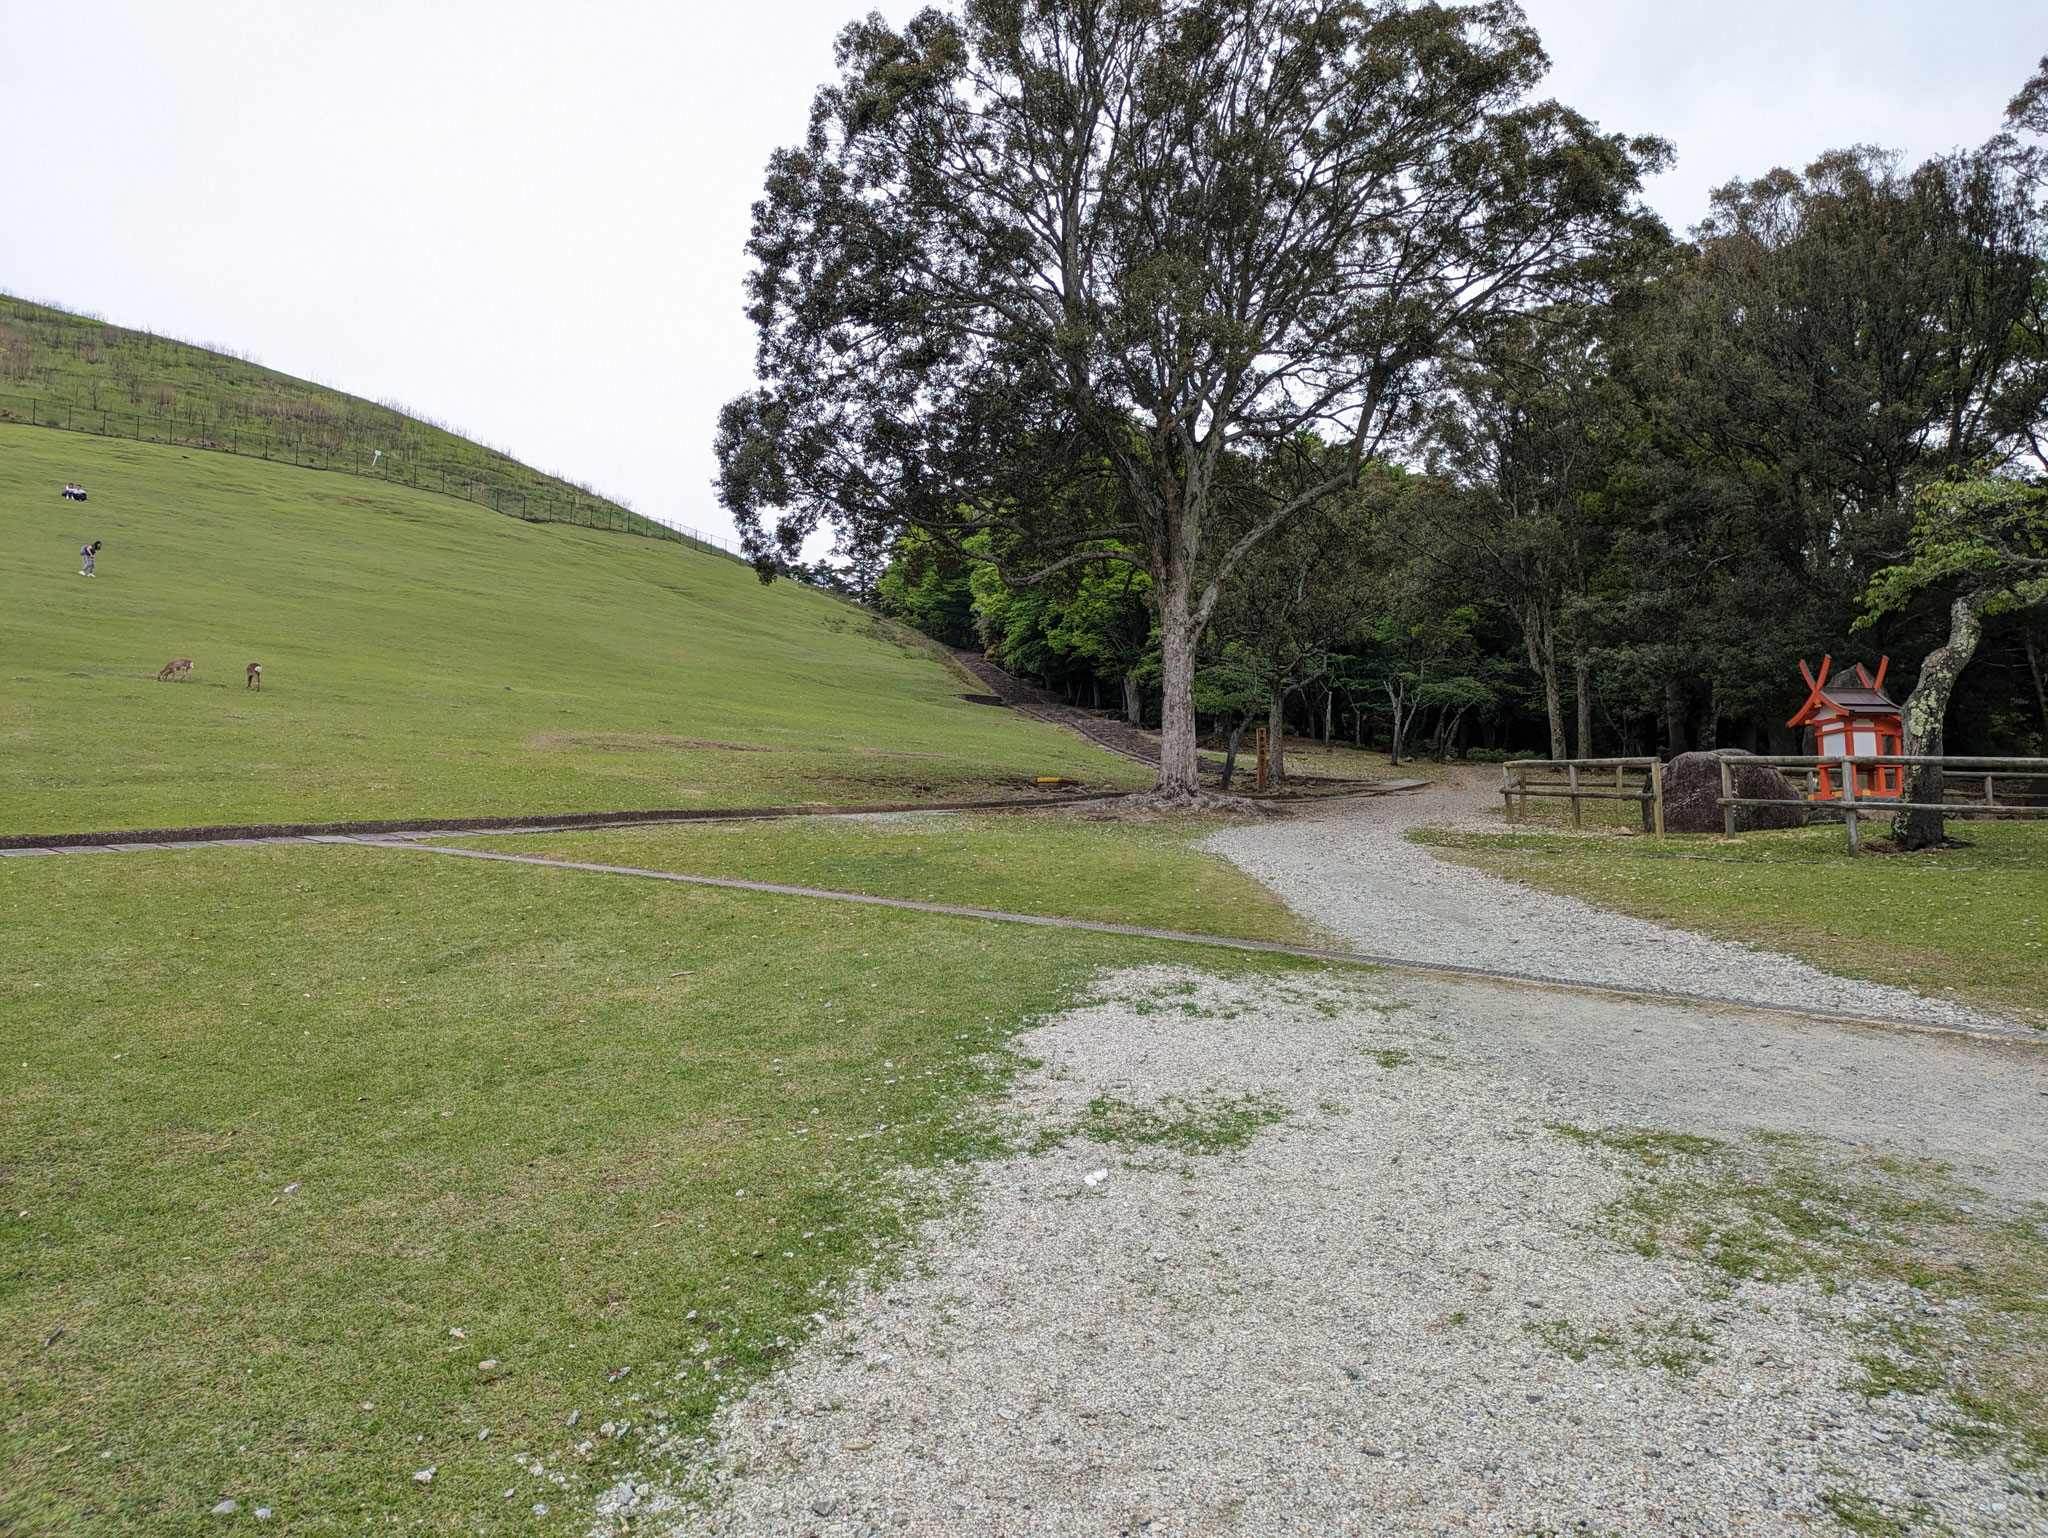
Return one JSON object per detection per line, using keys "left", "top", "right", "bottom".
{"left": 748, "top": 27, "right": 2048, "bottom": 779}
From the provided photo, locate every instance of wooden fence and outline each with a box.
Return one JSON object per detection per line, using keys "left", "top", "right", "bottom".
{"left": 1501, "top": 757, "right": 1666, "bottom": 837}
{"left": 1711, "top": 753, "right": 2048, "bottom": 854}
{"left": 1503, "top": 753, "right": 2048, "bottom": 854}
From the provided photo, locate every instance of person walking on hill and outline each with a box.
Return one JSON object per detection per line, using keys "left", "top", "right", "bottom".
{"left": 79, "top": 540, "right": 101, "bottom": 577}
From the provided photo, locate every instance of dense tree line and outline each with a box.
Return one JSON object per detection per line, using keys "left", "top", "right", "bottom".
{"left": 723, "top": 3, "right": 2048, "bottom": 827}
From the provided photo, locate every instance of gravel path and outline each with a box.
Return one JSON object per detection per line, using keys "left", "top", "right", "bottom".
{"left": 1204, "top": 775, "right": 2019, "bottom": 1035}
{"left": 602, "top": 967, "right": 2047, "bottom": 1538}
{"left": 572, "top": 787, "right": 2045, "bottom": 1537}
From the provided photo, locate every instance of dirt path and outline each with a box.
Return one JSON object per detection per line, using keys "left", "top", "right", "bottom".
{"left": 947, "top": 649, "right": 1167, "bottom": 767}
{"left": 611, "top": 967, "right": 2046, "bottom": 1538}
{"left": 1205, "top": 774, "right": 2013, "bottom": 1035}
{"left": 580, "top": 786, "right": 2047, "bottom": 1538}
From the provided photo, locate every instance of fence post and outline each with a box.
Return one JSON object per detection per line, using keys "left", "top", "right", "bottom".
{"left": 1719, "top": 754, "right": 1737, "bottom": 840}
{"left": 1502, "top": 764, "right": 1516, "bottom": 823}
{"left": 1568, "top": 762, "right": 1582, "bottom": 828}
{"left": 1842, "top": 753, "right": 1860, "bottom": 855}
{"left": 1650, "top": 758, "right": 1665, "bottom": 839}
{"left": 1255, "top": 727, "right": 1269, "bottom": 791}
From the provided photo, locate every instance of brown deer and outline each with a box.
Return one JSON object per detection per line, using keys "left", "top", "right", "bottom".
{"left": 245, "top": 663, "right": 262, "bottom": 691}
{"left": 157, "top": 658, "right": 192, "bottom": 682}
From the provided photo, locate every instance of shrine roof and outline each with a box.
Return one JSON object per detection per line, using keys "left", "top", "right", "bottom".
{"left": 1809, "top": 683, "right": 1898, "bottom": 714}
{"left": 1787, "top": 656, "right": 1901, "bottom": 728}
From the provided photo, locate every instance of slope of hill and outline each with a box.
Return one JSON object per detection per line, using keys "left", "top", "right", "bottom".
{"left": 1, "top": 426, "right": 1147, "bottom": 835}
{"left": 0, "top": 293, "right": 730, "bottom": 553}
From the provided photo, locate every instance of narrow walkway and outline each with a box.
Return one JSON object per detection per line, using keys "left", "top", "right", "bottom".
{"left": 1208, "top": 774, "right": 2020, "bottom": 1037}
{"left": 34, "top": 827, "right": 2025, "bottom": 1044}
{"left": 948, "top": 649, "right": 1166, "bottom": 766}
{"left": 8, "top": 802, "right": 2026, "bottom": 1044}
{"left": 0, "top": 791, "right": 1127, "bottom": 855}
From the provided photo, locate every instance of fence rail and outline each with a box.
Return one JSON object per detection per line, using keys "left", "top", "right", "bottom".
{"left": 1711, "top": 753, "right": 2048, "bottom": 854}
{"left": 1502, "top": 757, "right": 1666, "bottom": 836}
{"left": 1503, "top": 753, "right": 2048, "bottom": 855}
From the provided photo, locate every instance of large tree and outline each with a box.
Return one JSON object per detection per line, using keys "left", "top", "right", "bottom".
{"left": 716, "top": 0, "right": 1666, "bottom": 796}
{"left": 1619, "top": 133, "right": 2048, "bottom": 745}
{"left": 1204, "top": 463, "right": 1388, "bottom": 779}
{"left": 1861, "top": 474, "right": 2048, "bottom": 847}
{"left": 1416, "top": 305, "right": 1636, "bottom": 758}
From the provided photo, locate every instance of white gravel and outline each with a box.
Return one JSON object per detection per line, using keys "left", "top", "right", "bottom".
{"left": 1205, "top": 776, "right": 2023, "bottom": 1035}
{"left": 602, "top": 966, "right": 2047, "bottom": 1538}
{"left": 572, "top": 787, "right": 2046, "bottom": 1537}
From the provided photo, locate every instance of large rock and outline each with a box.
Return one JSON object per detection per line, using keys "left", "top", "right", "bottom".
{"left": 1646, "top": 749, "right": 1810, "bottom": 834}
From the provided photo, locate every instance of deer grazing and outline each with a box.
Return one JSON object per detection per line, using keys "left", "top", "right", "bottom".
{"left": 157, "top": 658, "right": 193, "bottom": 682}
{"left": 245, "top": 663, "right": 262, "bottom": 691}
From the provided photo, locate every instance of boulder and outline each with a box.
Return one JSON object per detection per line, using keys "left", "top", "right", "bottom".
{"left": 1646, "top": 749, "right": 1810, "bottom": 834}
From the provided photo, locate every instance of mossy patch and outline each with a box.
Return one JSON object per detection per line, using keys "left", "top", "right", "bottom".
{"left": 1036, "top": 1091, "right": 1288, "bottom": 1159}
{"left": 1524, "top": 1314, "right": 1714, "bottom": 1377}
{"left": 1817, "top": 1485, "right": 1928, "bottom": 1536}
{"left": 1555, "top": 1122, "right": 2048, "bottom": 1463}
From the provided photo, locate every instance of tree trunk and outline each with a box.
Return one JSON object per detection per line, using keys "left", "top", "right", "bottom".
{"left": 1574, "top": 656, "right": 1593, "bottom": 760}
{"left": 1697, "top": 689, "right": 1719, "bottom": 752}
{"left": 1123, "top": 670, "right": 1143, "bottom": 728}
{"left": 1385, "top": 679, "right": 1407, "bottom": 765}
{"left": 1893, "top": 588, "right": 1994, "bottom": 849}
{"left": 1155, "top": 594, "right": 1201, "bottom": 796}
{"left": 1220, "top": 712, "right": 1245, "bottom": 790}
{"left": 1267, "top": 682, "right": 1287, "bottom": 783}
{"left": 1664, "top": 676, "right": 1689, "bottom": 757}
{"left": 2026, "top": 628, "right": 2048, "bottom": 750}
{"left": 1540, "top": 662, "right": 1565, "bottom": 760}
{"left": 1518, "top": 605, "right": 1566, "bottom": 759}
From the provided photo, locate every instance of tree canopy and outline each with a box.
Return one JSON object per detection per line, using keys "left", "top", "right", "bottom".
{"left": 719, "top": 0, "right": 1667, "bottom": 795}
{"left": 727, "top": 19, "right": 2048, "bottom": 802}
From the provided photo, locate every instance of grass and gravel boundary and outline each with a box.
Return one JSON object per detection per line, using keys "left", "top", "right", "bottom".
{"left": 1409, "top": 821, "right": 2048, "bottom": 1028}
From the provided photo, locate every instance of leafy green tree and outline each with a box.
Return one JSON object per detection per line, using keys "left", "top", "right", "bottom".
{"left": 1418, "top": 305, "right": 1638, "bottom": 757}
{"left": 875, "top": 532, "right": 979, "bottom": 648}
{"left": 1192, "top": 640, "right": 1268, "bottom": 787}
{"left": 1351, "top": 600, "right": 1504, "bottom": 764}
{"left": 1617, "top": 133, "right": 2048, "bottom": 749}
{"left": 969, "top": 556, "right": 1154, "bottom": 712}
{"left": 1206, "top": 466, "right": 1388, "bottom": 779}
{"left": 716, "top": 0, "right": 1666, "bottom": 797}
{"left": 1860, "top": 474, "right": 2048, "bottom": 846}
{"left": 1043, "top": 565, "right": 1156, "bottom": 725}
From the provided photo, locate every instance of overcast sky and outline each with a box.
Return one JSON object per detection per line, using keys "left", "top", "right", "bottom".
{"left": 0, "top": 2, "right": 2038, "bottom": 541}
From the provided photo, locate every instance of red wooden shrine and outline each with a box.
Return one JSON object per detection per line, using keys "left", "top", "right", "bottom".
{"left": 1787, "top": 655, "right": 1904, "bottom": 800}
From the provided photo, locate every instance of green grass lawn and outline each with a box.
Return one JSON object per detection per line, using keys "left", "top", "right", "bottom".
{"left": 1413, "top": 821, "right": 2048, "bottom": 1026}
{"left": 451, "top": 812, "right": 1315, "bottom": 944}
{"left": 0, "top": 295, "right": 670, "bottom": 542}
{"left": 0, "top": 820, "right": 1306, "bottom": 1533}
{"left": 0, "top": 426, "right": 1148, "bottom": 836}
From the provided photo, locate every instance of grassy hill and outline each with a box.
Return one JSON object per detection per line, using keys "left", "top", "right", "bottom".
{"left": 0, "top": 293, "right": 720, "bottom": 551}
{"left": 1, "top": 425, "right": 1148, "bottom": 835}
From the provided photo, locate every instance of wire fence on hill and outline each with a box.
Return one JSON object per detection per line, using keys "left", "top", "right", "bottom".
{"left": 0, "top": 387, "right": 744, "bottom": 562}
